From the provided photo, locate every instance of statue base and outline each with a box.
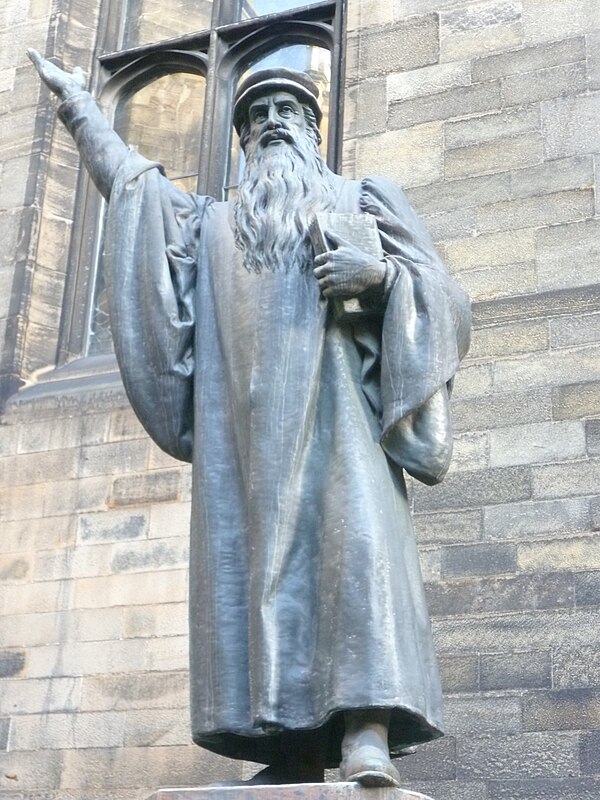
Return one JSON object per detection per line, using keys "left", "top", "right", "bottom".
{"left": 147, "top": 783, "right": 433, "bottom": 800}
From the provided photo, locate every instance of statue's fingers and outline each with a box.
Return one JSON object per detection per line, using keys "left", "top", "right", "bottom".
{"left": 314, "top": 264, "right": 339, "bottom": 281}
{"left": 26, "top": 48, "right": 43, "bottom": 69}
{"left": 314, "top": 252, "right": 336, "bottom": 267}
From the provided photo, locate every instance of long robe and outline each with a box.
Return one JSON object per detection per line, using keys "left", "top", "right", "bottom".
{"left": 103, "top": 150, "right": 471, "bottom": 767}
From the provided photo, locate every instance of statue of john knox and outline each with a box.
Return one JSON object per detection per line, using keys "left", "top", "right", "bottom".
{"left": 28, "top": 50, "right": 471, "bottom": 787}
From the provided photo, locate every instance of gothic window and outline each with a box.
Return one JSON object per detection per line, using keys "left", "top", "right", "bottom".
{"left": 60, "top": 0, "right": 345, "bottom": 361}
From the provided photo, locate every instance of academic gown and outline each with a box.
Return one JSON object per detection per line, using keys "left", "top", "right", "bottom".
{"left": 103, "top": 150, "right": 471, "bottom": 767}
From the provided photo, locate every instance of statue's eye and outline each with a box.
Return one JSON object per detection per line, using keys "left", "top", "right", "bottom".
{"left": 253, "top": 110, "right": 267, "bottom": 123}
{"left": 279, "top": 105, "right": 294, "bottom": 116}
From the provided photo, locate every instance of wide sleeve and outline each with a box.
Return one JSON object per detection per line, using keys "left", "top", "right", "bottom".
{"left": 58, "top": 91, "right": 130, "bottom": 202}
{"left": 103, "top": 150, "right": 209, "bottom": 462}
{"left": 360, "top": 176, "right": 472, "bottom": 485}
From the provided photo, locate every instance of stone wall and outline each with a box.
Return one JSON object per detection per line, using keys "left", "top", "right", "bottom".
{"left": 1, "top": 0, "right": 600, "bottom": 798}
{"left": 344, "top": 1, "right": 600, "bottom": 798}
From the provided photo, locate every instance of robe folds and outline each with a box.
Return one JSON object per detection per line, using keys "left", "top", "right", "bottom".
{"left": 104, "top": 151, "right": 471, "bottom": 766}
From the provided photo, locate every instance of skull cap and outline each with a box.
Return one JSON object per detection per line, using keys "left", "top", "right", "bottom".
{"left": 233, "top": 68, "right": 322, "bottom": 134}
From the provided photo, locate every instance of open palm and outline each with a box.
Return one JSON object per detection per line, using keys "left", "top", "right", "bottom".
{"left": 27, "top": 48, "right": 86, "bottom": 101}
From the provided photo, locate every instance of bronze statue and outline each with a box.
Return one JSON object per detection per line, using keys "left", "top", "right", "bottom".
{"left": 28, "top": 49, "right": 471, "bottom": 788}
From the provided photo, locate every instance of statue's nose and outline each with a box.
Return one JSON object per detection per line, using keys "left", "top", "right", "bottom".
{"left": 265, "top": 104, "right": 280, "bottom": 126}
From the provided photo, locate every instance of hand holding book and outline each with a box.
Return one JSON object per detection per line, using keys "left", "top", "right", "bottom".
{"left": 313, "top": 230, "right": 387, "bottom": 299}
{"left": 309, "top": 212, "right": 388, "bottom": 319}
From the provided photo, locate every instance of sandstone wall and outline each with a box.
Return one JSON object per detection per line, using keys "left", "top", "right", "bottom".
{"left": 344, "top": 2, "right": 600, "bottom": 797}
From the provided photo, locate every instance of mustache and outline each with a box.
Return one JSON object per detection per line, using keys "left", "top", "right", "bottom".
{"left": 259, "top": 127, "right": 296, "bottom": 147}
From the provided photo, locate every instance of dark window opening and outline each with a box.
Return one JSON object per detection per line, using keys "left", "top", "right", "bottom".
{"left": 59, "top": 0, "right": 345, "bottom": 360}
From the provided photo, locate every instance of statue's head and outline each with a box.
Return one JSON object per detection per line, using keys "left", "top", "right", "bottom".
{"left": 232, "top": 68, "right": 334, "bottom": 275}
{"left": 233, "top": 68, "right": 323, "bottom": 154}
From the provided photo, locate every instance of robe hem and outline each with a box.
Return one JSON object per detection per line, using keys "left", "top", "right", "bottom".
{"left": 191, "top": 704, "right": 443, "bottom": 767}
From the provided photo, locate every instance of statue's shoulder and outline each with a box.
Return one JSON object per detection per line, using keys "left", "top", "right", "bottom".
{"left": 359, "top": 174, "right": 415, "bottom": 216}
{"left": 361, "top": 174, "right": 405, "bottom": 196}
{"left": 330, "top": 173, "right": 408, "bottom": 217}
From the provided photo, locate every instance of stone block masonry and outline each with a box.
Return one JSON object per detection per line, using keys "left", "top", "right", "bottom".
{"left": 345, "top": 3, "right": 600, "bottom": 800}
{"left": 0, "top": 0, "right": 599, "bottom": 799}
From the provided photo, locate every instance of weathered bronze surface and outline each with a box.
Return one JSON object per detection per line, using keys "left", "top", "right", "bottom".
{"left": 29, "top": 51, "right": 471, "bottom": 787}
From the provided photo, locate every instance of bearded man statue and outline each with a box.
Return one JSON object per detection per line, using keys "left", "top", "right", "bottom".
{"left": 28, "top": 52, "right": 471, "bottom": 789}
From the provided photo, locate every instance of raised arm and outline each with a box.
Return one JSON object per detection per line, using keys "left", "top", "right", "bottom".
{"left": 27, "top": 49, "right": 128, "bottom": 201}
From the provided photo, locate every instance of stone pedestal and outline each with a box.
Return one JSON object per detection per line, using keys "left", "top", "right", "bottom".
{"left": 147, "top": 783, "right": 433, "bottom": 800}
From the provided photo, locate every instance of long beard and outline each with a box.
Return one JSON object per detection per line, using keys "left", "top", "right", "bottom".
{"left": 234, "top": 130, "right": 336, "bottom": 274}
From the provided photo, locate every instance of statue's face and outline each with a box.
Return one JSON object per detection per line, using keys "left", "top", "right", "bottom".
{"left": 247, "top": 91, "right": 307, "bottom": 149}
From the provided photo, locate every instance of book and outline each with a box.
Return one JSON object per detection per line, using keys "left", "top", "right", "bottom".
{"left": 309, "top": 212, "right": 384, "bottom": 319}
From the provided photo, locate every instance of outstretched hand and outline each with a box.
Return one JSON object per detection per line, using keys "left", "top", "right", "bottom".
{"left": 313, "top": 230, "right": 387, "bottom": 299}
{"left": 27, "top": 48, "right": 87, "bottom": 102}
